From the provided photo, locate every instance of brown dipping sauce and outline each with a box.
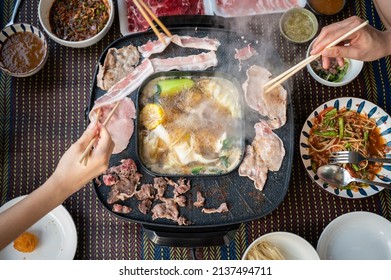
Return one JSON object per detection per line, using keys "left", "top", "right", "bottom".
{"left": 307, "top": 0, "right": 345, "bottom": 15}
{"left": 0, "top": 32, "right": 46, "bottom": 74}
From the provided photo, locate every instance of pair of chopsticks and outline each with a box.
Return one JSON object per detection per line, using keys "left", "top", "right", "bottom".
{"left": 263, "top": 21, "right": 369, "bottom": 93}
{"left": 133, "top": 0, "right": 172, "bottom": 44}
{"left": 78, "top": 102, "right": 120, "bottom": 166}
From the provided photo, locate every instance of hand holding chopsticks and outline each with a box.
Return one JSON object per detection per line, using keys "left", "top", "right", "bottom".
{"left": 79, "top": 102, "right": 120, "bottom": 166}
{"left": 133, "top": 0, "right": 172, "bottom": 44}
{"left": 263, "top": 20, "right": 369, "bottom": 93}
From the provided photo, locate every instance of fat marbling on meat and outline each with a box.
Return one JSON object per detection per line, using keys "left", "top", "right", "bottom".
{"left": 242, "top": 65, "right": 287, "bottom": 129}
{"left": 216, "top": 0, "right": 304, "bottom": 16}
{"left": 239, "top": 120, "right": 285, "bottom": 191}
{"left": 90, "top": 52, "right": 218, "bottom": 154}
{"left": 138, "top": 34, "right": 221, "bottom": 58}
{"left": 96, "top": 45, "right": 140, "bottom": 90}
{"left": 104, "top": 159, "right": 143, "bottom": 204}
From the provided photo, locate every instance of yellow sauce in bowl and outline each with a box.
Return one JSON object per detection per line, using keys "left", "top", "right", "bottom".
{"left": 282, "top": 9, "right": 316, "bottom": 43}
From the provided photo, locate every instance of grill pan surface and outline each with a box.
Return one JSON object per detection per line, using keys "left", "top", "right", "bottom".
{"left": 88, "top": 26, "right": 294, "bottom": 246}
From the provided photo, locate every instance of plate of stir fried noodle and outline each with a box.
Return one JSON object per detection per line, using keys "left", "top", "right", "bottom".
{"left": 300, "top": 97, "right": 391, "bottom": 198}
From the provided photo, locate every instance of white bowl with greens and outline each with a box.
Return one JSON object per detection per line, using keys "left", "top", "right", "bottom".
{"left": 306, "top": 39, "right": 364, "bottom": 87}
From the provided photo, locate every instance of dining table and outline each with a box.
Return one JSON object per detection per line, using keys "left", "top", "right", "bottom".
{"left": 0, "top": 0, "right": 390, "bottom": 260}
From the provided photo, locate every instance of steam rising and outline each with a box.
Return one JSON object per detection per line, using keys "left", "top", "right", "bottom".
{"left": 138, "top": 75, "right": 244, "bottom": 175}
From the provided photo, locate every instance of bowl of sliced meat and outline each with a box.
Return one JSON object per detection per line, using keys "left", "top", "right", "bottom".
{"left": 136, "top": 71, "right": 246, "bottom": 177}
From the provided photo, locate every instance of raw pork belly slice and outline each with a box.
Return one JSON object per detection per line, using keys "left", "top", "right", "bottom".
{"left": 239, "top": 121, "right": 285, "bottom": 191}
{"left": 91, "top": 59, "right": 154, "bottom": 114}
{"left": 96, "top": 45, "right": 140, "bottom": 90}
{"left": 243, "top": 65, "right": 287, "bottom": 129}
{"left": 90, "top": 60, "right": 153, "bottom": 154}
{"left": 216, "top": 0, "right": 303, "bottom": 16}
{"left": 150, "top": 51, "right": 218, "bottom": 72}
{"left": 234, "top": 44, "right": 258, "bottom": 62}
{"left": 138, "top": 34, "right": 221, "bottom": 58}
{"left": 90, "top": 52, "right": 218, "bottom": 154}
{"left": 91, "top": 52, "right": 217, "bottom": 119}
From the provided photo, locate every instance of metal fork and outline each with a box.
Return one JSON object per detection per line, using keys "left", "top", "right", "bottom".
{"left": 329, "top": 151, "right": 391, "bottom": 164}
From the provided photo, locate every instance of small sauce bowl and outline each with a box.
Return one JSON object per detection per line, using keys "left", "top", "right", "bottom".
{"left": 38, "top": 0, "right": 114, "bottom": 48}
{"left": 279, "top": 8, "right": 318, "bottom": 44}
{"left": 306, "top": 38, "right": 364, "bottom": 87}
{"left": 307, "top": 0, "right": 346, "bottom": 16}
{"left": 0, "top": 23, "right": 48, "bottom": 77}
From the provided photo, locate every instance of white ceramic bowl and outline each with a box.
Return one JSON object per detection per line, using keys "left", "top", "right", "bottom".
{"left": 0, "top": 23, "right": 48, "bottom": 77}
{"left": 317, "top": 211, "right": 391, "bottom": 260}
{"left": 306, "top": 39, "right": 364, "bottom": 87}
{"left": 242, "top": 231, "right": 319, "bottom": 260}
{"left": 279, "top": 8, "right": 318, "bottom": 44}
{"left": 38, "top": 0, "right": 114, "bottom": 48}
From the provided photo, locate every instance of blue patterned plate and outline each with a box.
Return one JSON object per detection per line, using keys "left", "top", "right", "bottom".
{"left": 300, "top": 97, "right": 391, "bottom": 199}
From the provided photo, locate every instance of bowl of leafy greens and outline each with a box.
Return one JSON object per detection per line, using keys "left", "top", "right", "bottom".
{"left": 306, "top": 39, "right": 363, "bottom": 87}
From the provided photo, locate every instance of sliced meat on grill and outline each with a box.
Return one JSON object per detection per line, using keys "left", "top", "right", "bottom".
{"left": 239, "top": 120, "right": 285, "bottom": 191}
{"left": 102, "top": 173, "right": 119, "bottom": 186}
{"left": 151, "top": 199, "right": 179, "bottom": 222}
{"left": 239, "top": 145, "right": 268, "bottom": 191}
{"left": 138, "top": 199, "right": 153, "bottom": 215}
{"left": 234, "top": 44, "right": 258, "bottom": 69}
{"left": 96, "top": 45, "right": 140, "bottom": 90}
{"left": 138, "top": 33, "right": 221, "bottom": 58}
{"left": 107, "top": 177, "right": 138, "bottom": 204}
{"left": 173, "top": 195, "right": 186, "bottom": 207}
{"left": 193, "top": 191, "right": 205, "bottom": 208}
{"left": 243, "top": 65, "right": 287, "bottom": 129}
{"left": 134, "top": 184, "right": 155, "bottom": 200}
{"left": 177, "top": 216, "right": 191, "bottom": 226}
{"left": 253, "top": 121, "right": 285, "bottom": 172}
{"left": 112, "top": 204, "right": 132, "bottom": 214}
{"left": 202, "top": 202, "right": 229, "bottom": 214}
{"left": 105, "top": 159, "right": 142, "bottom": 204}
{"left": 150, "top": 51, "right": 218, "bottom": 72}
{"left": 153, "top": 177, "right": 167, "bottom": 199}
{"left": 160, "top": 196, "right": 186, "bottom": 208}
{"left": 165, "top": 177, "right": 191, "bottom": 196}
{"left": 93, "top": 97, "right": 137, "bottom": 154}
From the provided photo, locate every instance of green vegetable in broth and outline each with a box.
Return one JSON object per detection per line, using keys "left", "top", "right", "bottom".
{"left": 157, "top": 78, "right": 195, "bottom": 97}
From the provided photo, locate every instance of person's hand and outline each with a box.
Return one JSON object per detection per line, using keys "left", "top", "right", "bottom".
{"left": 310, "top": 16, "right": 391, "bottom": 68}
{"left": 50, "top": 122, "right": 114, "bottom": 196}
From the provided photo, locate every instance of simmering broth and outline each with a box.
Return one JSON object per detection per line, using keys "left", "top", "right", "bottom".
{"left": 137, "top": 72, "right": 244, "bottom": 176}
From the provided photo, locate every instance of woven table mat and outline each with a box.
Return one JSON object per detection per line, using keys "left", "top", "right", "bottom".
{"left": 1, "top": 0, "right": 390, "bottom": 260}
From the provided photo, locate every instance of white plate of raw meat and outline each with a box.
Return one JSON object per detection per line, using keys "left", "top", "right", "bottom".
{"left": 118, "top": 0, "right": 214, "bottom": 35}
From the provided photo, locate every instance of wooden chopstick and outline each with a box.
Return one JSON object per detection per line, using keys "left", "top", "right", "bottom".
{"left": 79, "top": 102, "right": 120, "bottom": 165}
{"left": 263, "top": 21, "right": 369, "bottom": 93}
{"left": 137, "top": 0, "right": 172, "bottom": 37}
{"left": 133, "top": 0, "right": 172, "bottom": 44}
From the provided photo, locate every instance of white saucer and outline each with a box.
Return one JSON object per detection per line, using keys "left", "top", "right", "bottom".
{"left": 317, "top": 211, "right": 391, "bottom": 260}
{"left": 0, "top": 195, "right": 77, "bottom": 260}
